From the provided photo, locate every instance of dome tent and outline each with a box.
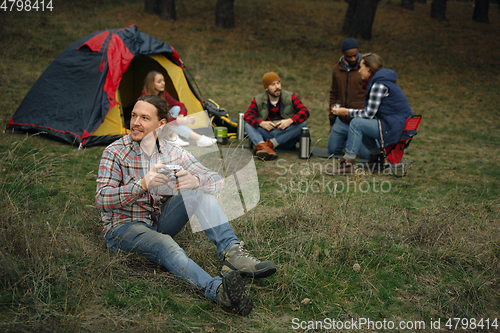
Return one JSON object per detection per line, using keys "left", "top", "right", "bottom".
{"left": 6, "top": 25, "right": 208, "bottom": 148}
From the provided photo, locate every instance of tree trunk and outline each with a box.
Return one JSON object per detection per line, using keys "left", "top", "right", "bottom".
{"left": 342, "top": 0, "right": 380, "bottom": 41}
{"left": 430, "top": 0, "right": 447, "bottom": 20}
{"left": 158, "top": 0, "right": 176, "bottom": 20}
{"left": 144, "top": 0, "right": 176, "bottom": 20}
{"left": 401, "top": 0, "right": 414, "bottom": 10}
{"left": 144, "top": 0, "right": 159, "bottom": 15}
{"left": 472, "top": 0, "right": 489, "bottom": 23}
{"left": 215, "top": 0, "right": 235, "bottom": 28}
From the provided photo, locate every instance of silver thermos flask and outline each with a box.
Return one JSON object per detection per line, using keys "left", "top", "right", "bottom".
{"left": 237, "top": 113, "right": 245, "bottom": 140}
{"left": 299, "top": 127, "right": 310, "bottom": 159}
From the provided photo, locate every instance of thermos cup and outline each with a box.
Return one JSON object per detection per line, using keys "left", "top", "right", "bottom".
{"left": 299, "top": 127, "right": 310, "bottom": 159}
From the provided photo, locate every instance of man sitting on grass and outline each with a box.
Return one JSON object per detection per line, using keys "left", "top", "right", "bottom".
{"left": 244, "top": 72, "right": 309, "bottom": 161}
{"left": 95, "top": 95, "right": 276, "bottom": 316}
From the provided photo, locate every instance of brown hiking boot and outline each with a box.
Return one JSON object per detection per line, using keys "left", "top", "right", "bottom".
{"left": 254, "top": 139, "right": 277, "bottom": 161}
{"left": 216, "top": 270, "right": 253, "bottom": 316}
{"left": 325, "top": 158, "right": 356, "bottom": 175}
{"left": 361, "top": 153, "right": 386, "bottom": 174}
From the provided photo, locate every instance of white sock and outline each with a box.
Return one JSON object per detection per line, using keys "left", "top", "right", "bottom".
{"left": 270, "top": 138, "right": 279, "bottom": 148}
{"left": 344, "top": 153, "right": 356, "bottom": 160}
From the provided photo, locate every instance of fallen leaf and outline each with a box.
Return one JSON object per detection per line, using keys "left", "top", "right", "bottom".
{"left": 301, "top": 298, "right": 311, "bottom": 305}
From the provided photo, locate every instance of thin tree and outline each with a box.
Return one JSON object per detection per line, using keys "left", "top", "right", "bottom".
{"left": 144, "top": 0, "right": 159, "bottom": 15}
{"left": 215, "top": 0, "right": 236, "bottom": 28}
{"left": 144, "top": 0, "right": 176, "bottom": 20}
{"left": 343, "top": 0, "right": 380, "bottom": 41}
{"left": 472, "top": 0, "right": 489, "bottom": 23}
{"left": 401, "top": 0, "right": 414, "bottom": 10}
{"left": 430, "top": 0, "right": 447, "bottom": 20}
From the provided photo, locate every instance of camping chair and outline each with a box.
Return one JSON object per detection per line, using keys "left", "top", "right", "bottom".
{"left": 383, "top": 115, "right": 422, "bottom": 177}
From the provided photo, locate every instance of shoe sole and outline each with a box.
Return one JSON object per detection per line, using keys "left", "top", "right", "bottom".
{"left": 221, "top": 270, "right": 253, "bottom": 316}
{"left": 325, "top": 168, "right": 353, "bottom": 175}
{"left": 222, "top": 263, "right": 277, "bottom": 279}
{"left": 255, "top": 152, "right": 278, "bottom": 161}
{"left": 359, "top": 163, "right": 387, "bottom": 174}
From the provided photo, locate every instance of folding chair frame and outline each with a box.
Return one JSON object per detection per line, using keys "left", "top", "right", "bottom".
{"left": 382, "top": 115, "right": 422, "bottom": 178}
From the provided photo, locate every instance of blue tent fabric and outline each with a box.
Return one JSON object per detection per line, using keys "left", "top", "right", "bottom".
{"left": 6, "top": 25, "right": 177, "bottom": 147}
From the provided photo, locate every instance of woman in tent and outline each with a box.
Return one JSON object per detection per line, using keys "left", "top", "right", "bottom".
{"left": 142, "top": 71, "right": 216, "bottom": 147}
{"left": 327, "top": 53, "right": 413, "bottom": 175}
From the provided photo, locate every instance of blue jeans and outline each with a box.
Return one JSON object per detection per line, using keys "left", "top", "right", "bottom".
{"left": 104, "top": 190, "right": 239, "bottom": 301}
{"left": 244, "top": 121, "right": 307, "bottom": 149}
{"left": 327, "top": 118, "right": 370, "bottom": 159}
{"left": 171, "top": 124, "right": 193, "bottom": 139}
{"left": 345, "top": 118, "right": 380, "bottom": 157}
{"left": 169, "top": 106, "right": 193, "bottom": 139}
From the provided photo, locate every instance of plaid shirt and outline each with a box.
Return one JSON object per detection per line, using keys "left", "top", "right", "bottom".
{"left": 348, "top": 83, "right": 389, "bottom": 119}
{"left": 244, "top": 93, "right": 309, "bottom": 128}
{"left": 96, "top": 134, "right": 224, "bottom": 234}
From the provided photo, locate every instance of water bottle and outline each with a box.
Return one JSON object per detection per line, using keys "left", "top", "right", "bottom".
{"left": 299, "top": 127, "right": 310, "bottom": 159}
{"left": 237, "top": 113, "right": 245, "bottom": 140}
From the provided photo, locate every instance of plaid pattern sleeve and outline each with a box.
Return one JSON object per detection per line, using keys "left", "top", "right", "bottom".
{"left": 164, "top": 91, "right": 188, "bottom": 117}
{"left": 244, "top": 98, "right": 262, "bottom": 128}
{"left": 96, "top": 136, "right": 156, "bottom": 233}
{"left": 95, "top": 141, "right": 146, "bottom": 212}
{"left": 348, "top": 83, "right": 388, "bottom": 119}
{"left": 289, "top": 93, "right": 309, "bottom": 124}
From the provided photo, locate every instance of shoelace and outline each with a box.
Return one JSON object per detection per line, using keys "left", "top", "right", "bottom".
{"left": 236, "top": 242, "right": 261, "bottom": 262}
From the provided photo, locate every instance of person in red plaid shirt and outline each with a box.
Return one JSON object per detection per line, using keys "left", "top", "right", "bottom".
{"left": 96, "top": 95, "right": 276, "bottom": 316}
{"left": 244, "top": 72, "right": 309, "bottom": 161}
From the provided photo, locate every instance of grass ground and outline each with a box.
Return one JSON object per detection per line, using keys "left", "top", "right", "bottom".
{"left": 0, "top": 0, "right": 499, "bottom": 332}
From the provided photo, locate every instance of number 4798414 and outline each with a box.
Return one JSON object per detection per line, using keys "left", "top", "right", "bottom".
{"left": 1, "top": 0, "right": 53, "bottom": 11}
{"left": 445, "top": 318, "right": 498, "bottom": 330}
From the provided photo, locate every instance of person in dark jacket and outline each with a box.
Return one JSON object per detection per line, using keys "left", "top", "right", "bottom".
{"left": 328, "top": 38, "right": 370, "bottom": 159}
{"left": 326, "top": 53, "right": 413, "bottom": 175}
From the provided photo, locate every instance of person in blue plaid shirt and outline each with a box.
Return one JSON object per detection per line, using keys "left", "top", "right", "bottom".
{"left": 96, "top": 95, "right": 276, "bottom": 316}
{"left": 326, "top": 53, "right": 413, "bottom": 175}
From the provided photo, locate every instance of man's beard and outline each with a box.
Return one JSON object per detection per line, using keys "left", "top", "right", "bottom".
{"left": 347, "top": 58, "right": 358, "bottom": 67}
{"left": 268, "top": 89, "right": 281, "bottom": 98}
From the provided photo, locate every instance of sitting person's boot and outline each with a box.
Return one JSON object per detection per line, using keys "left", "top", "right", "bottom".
{"left": 217, "top": 270, "right": 253, "bottom": 316}
{"left": 363, "top": 153, "right": 385, "bottom": 173}
{"left": 222, "top": 242, "right": 277, "bottom": 278}
{"left": 254, "top": 140, "right": 278, "bottom": 161}
{"left": 325, "top": 158, "right": 356, "bottom": 175}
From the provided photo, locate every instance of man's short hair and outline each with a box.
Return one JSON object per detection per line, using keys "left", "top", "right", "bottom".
{"left": 137, "top": 95, "right": 172, "bottom": 121}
